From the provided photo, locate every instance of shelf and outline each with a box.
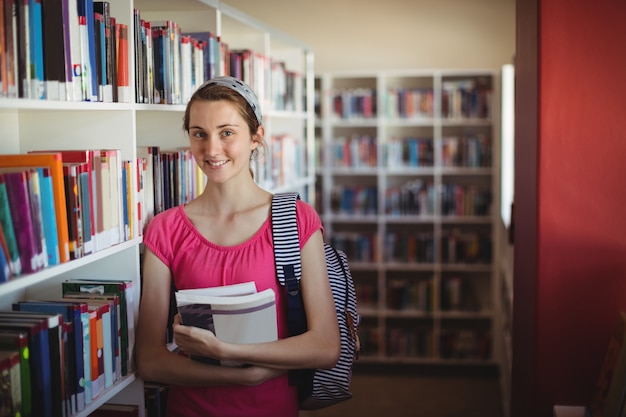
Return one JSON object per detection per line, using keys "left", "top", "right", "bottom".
{"left": 317, "top": 70, "right": 500, "bottom": 365}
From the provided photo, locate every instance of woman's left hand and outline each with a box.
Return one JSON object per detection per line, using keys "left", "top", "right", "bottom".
{"left": 172, "top": 313, "right": 224, "bottom": 360}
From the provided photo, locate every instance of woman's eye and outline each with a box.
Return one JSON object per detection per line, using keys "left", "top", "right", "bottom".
{"left": 190, "top": 131, "right": 206, "bottom": 140}
{"left": 222, "top": 130, "right": 233, "bottom": 137}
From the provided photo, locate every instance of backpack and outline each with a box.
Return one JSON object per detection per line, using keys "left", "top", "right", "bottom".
{"left": 271, "top": 192, "right": 360, "bottom": 410}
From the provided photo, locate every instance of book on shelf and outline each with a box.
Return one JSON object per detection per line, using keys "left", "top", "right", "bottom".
{"left": 0, "top": 330, "right": 32, "bottom": 417}
{"left": 13, "top": 299, "right": 88, "bottom": 413}
{"left": 76, "top": 0, "right": 97, "bottom": 101}
{"left": 41, "top": 0, "right": 66, "bottom": 100}
{"left": 28, "top": 0, "right": 45, "bottom": 99}
{"left": 0, "top": 312, "right": 57, "bottom": 417}
{"left": 0, "top": 350, "right": 21, "bottom": 417}
{"left": 0, "top": 153, "right": 70, "bottom": 264}
{"left": 61, "top": 0, "right": 83, "bottom": 101}
{"left": 0, "top": 168, "right": 45, "bottom": 274}
{"left": 0, "top": 227, "right": 11, "bottom": 282}
{"left": 63, "top": 292, "right": 121, "bottom": 383}
{"left": 62, "top": 278, "right": 135, "bottom": 376}
{"left": 0, "top": 174, "right": 21, "bottom": 277}
{"left": 175, "top": 282, "right": 278, "bottom": 367}
{"left": 63, "top": 163, "right": 84, "bottom": 260}
{"left": 37, "top": 167, "right": 61, "bottom": 266}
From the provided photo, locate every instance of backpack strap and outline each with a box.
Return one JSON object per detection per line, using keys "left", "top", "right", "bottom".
{"left": 271, "top": 192, "right": 313, "bottom": 395}
{"left": 271, "top": 192, "right": 302, "bottom": 294}
{"left": 271, "top": 191, "right": 308, "bottom": 335}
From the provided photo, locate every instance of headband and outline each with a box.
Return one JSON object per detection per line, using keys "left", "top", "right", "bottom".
{"left": 200, "top": 76, "right": 263, "bottom": 125}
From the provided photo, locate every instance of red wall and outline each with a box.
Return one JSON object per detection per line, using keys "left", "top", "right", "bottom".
{"left": 516, "top": 0, "right": 626, "bottom": 415}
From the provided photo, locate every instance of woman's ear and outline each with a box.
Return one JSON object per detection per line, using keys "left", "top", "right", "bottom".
{"left": 252, "top": 125, "right": 265, "bottom": 149}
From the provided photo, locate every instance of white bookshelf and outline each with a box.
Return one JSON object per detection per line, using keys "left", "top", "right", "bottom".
{"left": 0, "top": 0, "right": 314, "bottom": 415}
{"left": 316, "top": 69, "right": 501, "bottom": 366}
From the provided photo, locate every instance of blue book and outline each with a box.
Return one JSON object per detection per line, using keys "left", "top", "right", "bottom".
{"left": 37, "top": 167, "right": 60, "bottom": 265}
{"left": 28, "top": 0, "right": 45, "bottom": 99}
{"left": 14, "top": 300, "right": 86, "bottom": 413}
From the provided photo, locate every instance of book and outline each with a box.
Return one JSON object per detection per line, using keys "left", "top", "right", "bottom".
{"left": 0, "top": 316, "right": 52, "bottom": 417}
{"left": 60, "top": 0, "right": 82, "bottom": 101}
{"left": 175, "top": 285, "right": 277, "bottom": 367}
{"left": 41, "top": 0, "right": 66, "bottom": 100}
{"left": 62, "top": 278, "right": 135, "bottom": 376}
{"left": 0, "top": 153, "right": 70, "bottom": 263}
{"left": 37, "top": 167, "right": 60, "bottom": 266}
{"left": 63, "top": 163, "right": 83, "bottom": 259}
{"left": 63, "top": 292, "right": 120, "bottom": 383}
{"left": 76, "top": 0, "right": 97, "bottom": 101}
{"left": 13, "top": 299, "right": 86, "bottom": 412}
{"left": 115, "top": 22, "right": 129, "bottom": 102}
{"left": 0, "top": 350, "right": 21, "bottom": 417}
{"left": 0, "top": 330, "right": 32, "bottom": 417}
{"left": 592, "top": 312, "right": 626, "bottom": 417}
{"left": 1, "top": 168, "right": 42, "bottom": 274}
{"left": 27, "top": 0, "right": 44, "bottom": 99}
{"left": 26, "top": 165, "right": 48, "bottom": 269}
{"left": 0, "top": 311, "right": 64, "bottom": 417}
{"left": 0, "top": 172, "right": 22, "bottom": 277}
{"left": 3, "top": 0, "right": 18, "bottom": 98}
{"left": 0, "top": 227, "right": 11, "bottom": 282}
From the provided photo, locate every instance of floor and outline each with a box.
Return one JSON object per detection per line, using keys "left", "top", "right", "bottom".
{"left": 300, "top": 366, "right": 504, "bottom": 417}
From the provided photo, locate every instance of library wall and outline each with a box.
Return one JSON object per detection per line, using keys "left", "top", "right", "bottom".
{"left": 514, "top": 0, "right": 626, "bottom": 416}
{"left": 223, "top": 0, "right": 516, "bottom": 72}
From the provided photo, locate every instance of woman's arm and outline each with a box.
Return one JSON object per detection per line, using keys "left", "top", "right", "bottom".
{"left": 135, "top": 248, "right": 283, "bottom": 386}
{"left": 172, "top": 229, "right": 341, "bottom": 370}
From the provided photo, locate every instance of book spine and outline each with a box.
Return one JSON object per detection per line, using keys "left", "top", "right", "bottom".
{"left": 27, "top": 168, "right": 49, "bottom": 270}
{"left": 0, "top": 175, "right": 22, "bottom": 276}
{"left": 116, "top": 22, "right": 128, "bottom": 102}
{"left": 28, "top": 0, "right": 44, "bottom": 98}
{"left": 3, "top": 170, "right": 40, "bottom": 273}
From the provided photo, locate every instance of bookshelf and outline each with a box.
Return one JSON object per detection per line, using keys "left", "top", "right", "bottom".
{"left": 315, "top": 70, "right": 501, "bottom": 366}
{"left": 0, "top": 0, "right": 314, "bottom": 415}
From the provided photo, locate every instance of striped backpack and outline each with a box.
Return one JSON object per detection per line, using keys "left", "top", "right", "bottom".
{"left": 271, "top": 192, "right": 360, "bottom": 410}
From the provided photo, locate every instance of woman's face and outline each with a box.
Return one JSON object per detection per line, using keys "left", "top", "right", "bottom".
{"left": 187, "top": 99, "right": 260, "bottom": 185}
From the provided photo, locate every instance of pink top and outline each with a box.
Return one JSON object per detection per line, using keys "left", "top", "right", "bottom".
{"left": 142, "top": 200, "right": 322, "bottom": 417}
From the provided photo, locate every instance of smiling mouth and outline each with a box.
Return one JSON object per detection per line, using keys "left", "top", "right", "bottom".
{"left": 208, "top": 160, "right": 229, "bottom": 167}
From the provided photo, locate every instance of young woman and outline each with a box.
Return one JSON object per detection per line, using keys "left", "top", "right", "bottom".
{"left": 135, "top": 76, "right": 340, "bottom": 417}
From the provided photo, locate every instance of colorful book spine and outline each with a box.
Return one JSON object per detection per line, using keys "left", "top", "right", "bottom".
{"left": 0, "top": 174, "right": 22, "bottom": 276}
{"left": 2, "top": 169, "right": 40, "bottom": 274}
{"left": 27, "top": 0, "right": 44, "bottom": 99}
{"left": 37, "top": 167, "right": 60, "bottom": 266}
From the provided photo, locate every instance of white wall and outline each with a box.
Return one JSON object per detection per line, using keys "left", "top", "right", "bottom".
{"left": 224, "top": 0, "right": 516, "bottom": 72}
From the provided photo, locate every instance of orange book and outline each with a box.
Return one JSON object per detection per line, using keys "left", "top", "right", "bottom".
{"left": 116, "top": 23, "right": 129, "bottom": 103}
{"left": 0, "top": 154, "right": 70, "bottom": 263}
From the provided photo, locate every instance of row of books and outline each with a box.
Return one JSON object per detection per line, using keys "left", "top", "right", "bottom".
{"left": 441, "top": 79, "right": 492, "bottom": 119}
{"left": 384, "top": 87, "right": 435, "bottom": 119}
{"left": 441, "top": 134, "right": 492, "bottom": 168}
{"left": 441, "top": 229, "right": 492, "bottom": 264}
{"left": 386, "top": 326, "right": 434, "bottom": 358}
{"left": 0, "top": 146, "right": 212, "bottom": 282}
{"left": 330, "top": 185, "right": 378, "bottom": 215}
{"left": 385, "top": 179, "right": 435, "bottom": 216}
{"left": 132, "top": 10, "right": 303, "bottom": 109}
{"left": 0, "top": 278, "right": 135, "bottom": 417}
{"left": 331, "top": 88, "right": 377, "bottom": 120}
{"left": 387, "top": 278, "right": 435, "bottom": 311}
{"left": 440, "top": 183, "right": 492, "bottom": 217}
{"left": 328, "top": 79, "right": 492, "bottom": 121}
{"left": 330, "top": 232, "right": 377, "bottom": 263}
{"left": 383, "top": 231, "right": 435, "bottom": 264}
{"left": 329, "top": 135, "right": 377, "bottom": 168}
{"left": 0, "top": 0, "right": 130, "bottom": 102}
{"left": 385, "top": 137, "right": 434, "bottom": 168}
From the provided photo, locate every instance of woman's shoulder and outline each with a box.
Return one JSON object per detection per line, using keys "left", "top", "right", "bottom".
{"left": 145, "top": 205, "right": 185, "bottom": 233}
